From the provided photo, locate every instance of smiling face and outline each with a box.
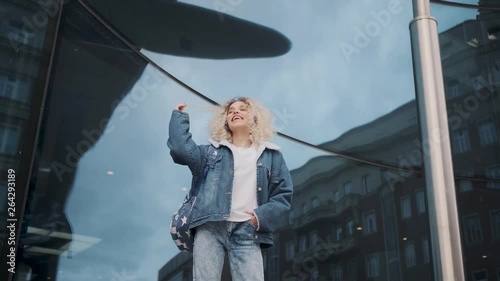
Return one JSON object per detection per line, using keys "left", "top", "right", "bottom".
{"left": 226, "top": 101, "right": 251, "bottom": 133}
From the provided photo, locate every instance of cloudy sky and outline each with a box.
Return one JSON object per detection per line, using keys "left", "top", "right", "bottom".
{"left": 55, "top": 1, "right": 476, "bottom": 281}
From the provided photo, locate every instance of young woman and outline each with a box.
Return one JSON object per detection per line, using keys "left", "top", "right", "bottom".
{"left": 167, "top": 97, "right": 293, "bottom": 281}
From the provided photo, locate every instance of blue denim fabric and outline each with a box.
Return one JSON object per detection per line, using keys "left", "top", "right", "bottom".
{"left": 193, "top": 221, "right": 264, "bottom": 281}
{"left": 167, "top": 110, "right": 293, "bottom": 247}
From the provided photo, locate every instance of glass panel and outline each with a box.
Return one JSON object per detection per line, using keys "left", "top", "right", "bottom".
{"left": 12, "top": 1, "right": 440, "bottom": 281}
{"left": 433, "top": 2, "right": 500, "bottom": 279}
{"left": 80, "top": 0, "right": 422, "bottom": 168}
{"left": 277, "top": 161, "right": 433, "bottom": 281}
{"left": 0, "top": 0, "right": 59, "bottom": 256}
{"left": 12, "top": 1, "right": 156, "bottom": 280}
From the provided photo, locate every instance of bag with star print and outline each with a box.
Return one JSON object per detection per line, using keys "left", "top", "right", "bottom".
{"left": 170, "top": 193, "right": 197, "bottom": 252}
{"left": 170, "top": 145, "right": 215, "bottom": 252}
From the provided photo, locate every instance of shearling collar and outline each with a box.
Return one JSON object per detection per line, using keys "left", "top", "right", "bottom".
{"left": 208, "top": 139, "right": 280, "bottom": 151}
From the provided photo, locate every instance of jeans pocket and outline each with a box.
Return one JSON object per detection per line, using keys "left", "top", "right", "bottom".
{"left": 233, "top": 221, "right": 256, "bottom": 240}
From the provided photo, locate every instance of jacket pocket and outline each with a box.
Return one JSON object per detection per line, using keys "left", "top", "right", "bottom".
{"left": 206, "top": 154, "right": 223, "bottom": 168}
{"left": 201, "top": 154, "right": 224, "bottom": 203}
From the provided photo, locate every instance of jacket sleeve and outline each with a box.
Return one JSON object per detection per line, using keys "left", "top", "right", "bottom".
{"left": 167, "top": 110, "right": 207, "bottom": 177}
{"left": 253, "top": 151, "right": 293, "bottom": 232}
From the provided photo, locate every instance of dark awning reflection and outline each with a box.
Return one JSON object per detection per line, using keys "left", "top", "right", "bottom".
{"left": 84, "top": 0, "right": 291, "bottom": 59}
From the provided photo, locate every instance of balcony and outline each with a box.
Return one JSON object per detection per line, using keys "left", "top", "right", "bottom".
{"left": 293, "top": 194, "right": 360, "bottom": 228}
{"left": 292, "top": 238, "right": 358, "bottom": 264}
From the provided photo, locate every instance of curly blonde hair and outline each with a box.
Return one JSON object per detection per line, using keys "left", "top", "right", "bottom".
{"left": 209, "top": 97, "right": 275, "bottom": 144}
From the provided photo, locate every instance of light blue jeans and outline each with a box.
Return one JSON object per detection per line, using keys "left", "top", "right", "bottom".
{"left": 193, "top": 221, "right": 264, "bottom": 281}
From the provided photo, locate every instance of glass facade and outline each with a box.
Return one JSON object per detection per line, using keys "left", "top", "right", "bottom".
{"left": 0, "top": 0, "right": 61, "bottom": 266}
{"left": 0, "top": 0, "right": 498, "bottom": 281}
{"left": 432, "top": 1, "right": 500, "bottom": 281}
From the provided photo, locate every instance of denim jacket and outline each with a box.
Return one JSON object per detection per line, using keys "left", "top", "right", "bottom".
{"left": 167, "top": 110, "right": 293, "bottom": 247}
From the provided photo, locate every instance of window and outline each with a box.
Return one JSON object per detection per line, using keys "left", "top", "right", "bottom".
{"left": 486, "top": 166, "right": 500, "bottom": 189}
{"left": 448, "top": 83, "right": 460, "bottom": 98}
{"left": 347, "top": 260, "right": 357, "bottom": 280}
{"left": 365, "top": 254, "right": 380, "bottom": 278}
{"left": 457, "top": 170, "right": 474, "bottom": 192}
{"left": 334, "top": 225, "right": 343, "bottom": 241}
{"left": 333, "top": 190, "right": 341, "bottom": 202}
{"left": 170, "top": 271, "right": 183, "bottom": 281}
{"left": 422, "top": 238, "right": 430, "bottom": 263}
{"left": 0, "top": 74, "right": 32, "bottom": 103}
{"left": 311, "top": 197, "right": 320, "bottom": 209}
{"left": 310, "top": 231, "right": 318, "bottom": 248}
{"left": 332, "top": 263, "right": 342, "bottom": 281}
{"left": 285, "top": 242, "right": 295, "bottom": 260}
{"left": 347, "top": 220, "right": 354, "bottom": 236}
{"left": 472, "top": 269, "right": 487, "bottom": 281}
{"left": 302, "top": 203, "right": 308, "bottom": 214}
{"left": 463, "top": 214, "right": 482, "bottom": 245}
{"left": 458, "top": 179, "right": 473, "bottom": 192}
{"left": 415, "top": 190, "right": 426, "bottom": 214}
{"left": 471, "top": 75, "right": 487, "bottom": 91}
{"left": 310, "top": 270, "right": 319, "bottom": 281}
{"left": 7, "top": 19, "right": 33, "bottom": 47}
{"left": 491, "top": 210, "right": 500, "bottom": 240}
{"left": 404, "top": 243, "right": 417, "bottom": 267}
{"left": 363, "top": 211, "right": 377, "bottom": 234}
{"left": 401, "top": 196, "right": 412, "bottom": 218}
{"left": 452, "top": 128, "right": 470, "bottom": 154}
{"left": 299, "top": 236, "right": 307, "bottom": 252}
{"left": 478, "top": 118, "right": 498, "bottom": 146}
{"left": 343, "top": 181, "right": 352, "bottom": 196}
{"left": 0, "top": 125, "right": 21, "bottom": 155}
{"left": 362, "top": 175, "right": 371, "bottom": 194}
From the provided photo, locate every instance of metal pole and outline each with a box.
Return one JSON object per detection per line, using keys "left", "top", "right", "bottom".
{"left": 409, "top": 1, "right": 465, "bottom": 281}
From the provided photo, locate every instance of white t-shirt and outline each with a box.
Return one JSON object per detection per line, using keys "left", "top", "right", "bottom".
{"left": 226, "top": 143, "right": 258, "bottom": 222}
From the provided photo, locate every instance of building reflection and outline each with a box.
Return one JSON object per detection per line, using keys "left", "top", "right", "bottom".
{"left": 440, "top": 9, "right": 500, "bottom": 281}
{"left": 0, "top": 0, "right": 54, "bottom": 274}
{"left": 158, "top": 9, "right": 500, "bottom": 281}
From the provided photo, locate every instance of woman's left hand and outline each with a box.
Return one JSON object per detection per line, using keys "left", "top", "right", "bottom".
{"left": 245, "top": 210, "right": 258, "bottom": 229}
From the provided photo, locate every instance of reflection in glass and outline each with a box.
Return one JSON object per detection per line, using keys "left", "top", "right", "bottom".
{"left": 10, "top": 1, "right": 302, "bottom": 280}
{"left": 0, "top": 0, "right": 57, "bottom": 254}
{"left": 84, "top": 0, "right": 290, "bottom": 59}
{"left": 12, "top": 1, "right": 153, "bottom": 279}
{"left": 435, "top": 2, "right": 500, "bottom": 280}
{"left": 142, "top": 0, "right": 417, "bottom": 158}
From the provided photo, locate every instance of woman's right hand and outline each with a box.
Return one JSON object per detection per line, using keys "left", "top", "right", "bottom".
{"left": 175, "top": 102, "right": 187, "bottom": 111}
